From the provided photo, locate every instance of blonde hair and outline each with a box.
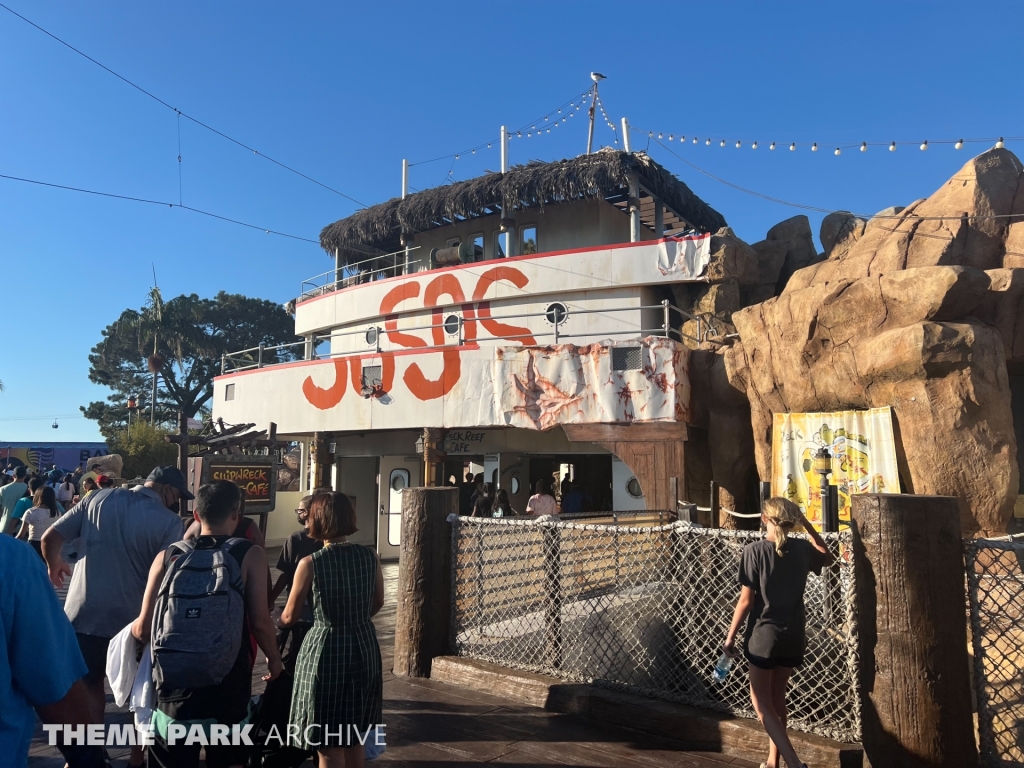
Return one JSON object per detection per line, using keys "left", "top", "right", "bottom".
{"left": 763, "top": 497, "right": 802, "bottom": 556}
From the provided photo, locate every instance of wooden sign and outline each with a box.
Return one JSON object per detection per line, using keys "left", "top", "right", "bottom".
{"left": 190, "top": 455, "right": 277, "bottom": 512}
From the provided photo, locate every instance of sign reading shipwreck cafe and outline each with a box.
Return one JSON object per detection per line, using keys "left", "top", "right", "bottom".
{"left": 193, "top": 455, "right": 277, "bottom": 512}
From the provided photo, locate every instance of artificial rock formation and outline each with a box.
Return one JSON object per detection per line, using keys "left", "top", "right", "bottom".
{"left": 725, "top": 148, "right": 1024, "bottom": 534}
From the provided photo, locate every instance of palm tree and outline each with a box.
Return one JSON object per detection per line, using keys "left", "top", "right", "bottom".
{"left": 111, "top": 287, "right": 207, "bottom": 424}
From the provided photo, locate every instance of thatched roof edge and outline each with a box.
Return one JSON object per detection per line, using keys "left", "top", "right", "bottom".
{"left": 319, "top": 150, "right": 726, "bottom": 259}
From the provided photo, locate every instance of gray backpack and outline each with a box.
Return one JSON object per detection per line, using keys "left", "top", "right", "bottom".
{"left": 151, "top": 537, "right": 247, "bottom": 690}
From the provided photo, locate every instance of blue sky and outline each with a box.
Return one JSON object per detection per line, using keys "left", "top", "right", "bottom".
{"left": 2, "top": 0, "right": 1022, "bottom": 442}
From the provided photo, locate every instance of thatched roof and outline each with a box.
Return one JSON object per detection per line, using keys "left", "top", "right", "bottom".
{"left": 320, "top": 150, "right": 726, "bottom": 264}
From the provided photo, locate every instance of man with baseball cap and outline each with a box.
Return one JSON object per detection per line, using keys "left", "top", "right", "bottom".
{"left": 41, "top": 466, "right": 190, "bottom": 759}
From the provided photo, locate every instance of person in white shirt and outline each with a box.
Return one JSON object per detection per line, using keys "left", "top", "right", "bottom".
{"left": 526, "top": 479, "right": 558, "bottom": 517}
{"left": 56, "top": 474, "right": 76, "bottom": 508}
{"left": 17, "top": 486, "right": 60, "bottom": 558}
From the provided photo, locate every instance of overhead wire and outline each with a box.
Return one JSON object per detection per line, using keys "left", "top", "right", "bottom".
{"left": 0, "top": 1, "right": 367, "bottom": 208}
{"left": 644, "top": 132, "right": 1024, "bottom": 223}
{"left": 0, "top": 172, "right": 320, "bottom": 243}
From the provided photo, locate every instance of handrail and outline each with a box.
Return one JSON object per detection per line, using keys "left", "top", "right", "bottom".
{"left": 220, "top": 299, "right": 723, "bottom": 374}
{"left": 300, "top": 247, "right": 421, "bottom": 302}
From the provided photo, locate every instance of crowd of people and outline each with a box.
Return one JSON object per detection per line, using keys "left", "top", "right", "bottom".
{"left": 0, "top": 465, "right": 384, "bottom": 768}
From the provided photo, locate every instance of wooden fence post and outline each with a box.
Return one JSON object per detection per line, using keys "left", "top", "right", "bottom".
{"left": 543, "top": 525, "right": 562, "bottom": 670}
{"left": 850, "top": 494, "right": 977, "bottom": 768}
{"left": 393, "top": 486, "right": 458, "bottom": 677}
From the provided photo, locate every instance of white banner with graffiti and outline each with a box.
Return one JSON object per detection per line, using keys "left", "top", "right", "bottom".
{"left": 771, "top": 407, "right": 901, "bottom": 528}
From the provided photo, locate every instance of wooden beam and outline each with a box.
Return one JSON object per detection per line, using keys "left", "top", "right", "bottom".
{"left": 563, "top": 422, "right": 688, "bottom": 443}
{"left": 851, "top": 494, "right": 977, "bottom": 767}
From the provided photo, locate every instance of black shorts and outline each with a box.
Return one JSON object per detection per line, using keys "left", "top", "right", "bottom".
{"left": 745, "top": 650, "right": 803, "bottom": 670}
{"left": 75, "top": 633, "right": 112, "bottom": 684}
{"left": 148, "top": 736, "right": 251, "bottom": 768}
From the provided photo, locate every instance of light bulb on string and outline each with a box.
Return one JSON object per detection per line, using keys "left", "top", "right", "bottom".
{"left": 920, "top": 140, "right": 928, "bottom": 151}
{"left": 955, "top": 139, "right": 963, "bottom": 149}
{"left": 668, "top": 134, "right": 673, "bottom": 141}
{"left": 811, "top": 143, "right": 818, "bottom": 152}
{"left": 692, "top": 137, "right": 697, "bottom": 144}
{"left": 471, "top": 149, "right": 476, "bottom": 154}
{"left": 658, "top": 133, "right": 663, "bottom": 139}
{"left": 487, "top": 143, "right": 491, "bottom": 148}
{"left": 996, "top": 137, "right": 1005, "bottom": 148}
{"left": 720, "top": 139, "right": 726, "bottom": 147}
{"left": 770, "top": 142, "right": 776, "bottom": 150}
{"left": 752, "top": 141, "right": 758, "bottom": 149}
{"left": 889, "top": 142, "right": 896, "bottom": 152}
{"left": 834, "top": 148, "right": 841, "bottom": 156}
{"left": 680, "top": 136, "right": 686, "bottom": 142}
{"left": 455, "top": 154, "right": 460, "bottom": 160}
{"left": 735, "top": 140, "right": 742, "bottom": 148}
{"left": 789, "top": 143, "right": 796, "bottom": 151}
{"left": 706, "top": 139, "right": 711, "bottom": 145}
{"left": 861, "top": 142, "right": 867, "bottom": 152}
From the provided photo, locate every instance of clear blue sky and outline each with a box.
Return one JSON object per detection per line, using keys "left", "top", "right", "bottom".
{"left": 2, "top": 0, "right": 1021, "bottom": 442}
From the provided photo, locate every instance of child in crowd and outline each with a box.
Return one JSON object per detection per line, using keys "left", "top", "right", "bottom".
{"left": 17, "top": 486, "right": 60, "bottom": 558}
{"left": 723, "top": 498, "right": 831, "bottom": 768}
{"left": 526, "top": 479, "right": 557, "bottom": 517}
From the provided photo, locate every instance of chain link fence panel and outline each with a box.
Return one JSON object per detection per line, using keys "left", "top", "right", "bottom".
{"left": 450, "top": 515, "right": 861, "bottom": 743}
{"left": 965, "top": 535, "right": 1024, "bottom": 768}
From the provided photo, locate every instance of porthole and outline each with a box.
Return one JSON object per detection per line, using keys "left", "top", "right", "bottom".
{"left": 365, "top": 326, "right": 379, "bottom": 346}
{"left": 443, "top": 314, "right": 461, "bottom": 336}
{"left": 626, "top": 477, "right": 643, "bottom": 498}
{"left": 510, "top": 475, "right": 520, "bottom": 495}
{"left": 545, "top": 302, "right": 568, "bottom": 325}
{"left": 391, "top": 473, "right": 407, "bottom": 492}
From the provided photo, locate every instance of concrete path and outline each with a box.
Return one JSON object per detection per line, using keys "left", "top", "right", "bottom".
{"left": 29, "top": 551, "right": 757, "bottom": 768}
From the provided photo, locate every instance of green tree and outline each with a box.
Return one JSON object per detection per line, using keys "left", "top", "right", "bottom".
{"left": 83, "top": 290, "right": 297, "bottom": 439}
{"left": 105, "top": 422, "right": 179, "bottom": 481}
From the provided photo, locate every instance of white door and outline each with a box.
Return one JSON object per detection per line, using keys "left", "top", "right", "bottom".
{"left": 377, "top": 468, "right": 409, "bottom": 561}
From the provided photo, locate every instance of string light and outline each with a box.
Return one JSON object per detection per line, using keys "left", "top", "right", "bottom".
{"left": 955, "top": 139, "right": 963, "bottom": 149}
{"left": 720, "top": 139, "right": 726, "bottom": 147}
{"left": 735, "top": 140, "right": 741, "bottom": 148}
{"left": 811, "top": 143, "right": 818, "bottom": 152}
{"left": 920, "top": 140, "right": 928, "bottom": 151}
{"left": 889, "top": 142, "right": 896, "bottom": 151}
{"left": 770, "top": 142, "right": 776, "bottom": 150}
{"left": 861, "top": 142, "right": 867, "bottom": 152}
{"left": 752, "top": 141, "right": 758, "bottom": 149}
{"left": 706, "top": 138, "right": 711, "bottom": 145}
{"left": 834, "top": 147, "right": 841, "bottom": 156}
{"left": 790, "top": 143, "right": 796, "bottom": 151}
{"left": 997, "top": 137, "right": 1005, "bottom": 148}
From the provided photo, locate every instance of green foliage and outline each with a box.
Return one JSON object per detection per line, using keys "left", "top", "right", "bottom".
{"left": 106, "top": 422, "right": 179, "bottom": 482}
{"left": 84, "top": 290, "right": 297, "bottom": 438}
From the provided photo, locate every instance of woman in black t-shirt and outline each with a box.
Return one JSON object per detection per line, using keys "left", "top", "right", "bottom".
{"left": 723, "top": 498, "right": 831, "bottom": 768}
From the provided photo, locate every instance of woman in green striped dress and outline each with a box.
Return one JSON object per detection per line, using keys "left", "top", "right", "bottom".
{"left": 281, "top": 491, "right": 384, "bottom": 768}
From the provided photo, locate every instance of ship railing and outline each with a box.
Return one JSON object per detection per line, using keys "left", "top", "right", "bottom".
{"left": 221, "top": 301, "right": 723, "bottom": 374}
{"left": 300, "top": 247, "right": 421, "bottom": 301}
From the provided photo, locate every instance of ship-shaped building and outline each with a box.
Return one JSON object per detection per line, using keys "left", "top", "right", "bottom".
{"left": 213, "top": 146, "right": 728, "bottom": 555}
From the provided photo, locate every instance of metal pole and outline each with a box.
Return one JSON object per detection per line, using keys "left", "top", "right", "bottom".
{"left": 586, "top": 83, "right": 597, "bottom": 155}
{"left": 662, "top": 299, "right": 670, "bottom": 337}
{"left": 821, "top": 472, "right": 833, "bottom": 533}
{"left": 621, "top": 117, "right": 631, "bottom": 152}
{"left": 500, "top": 125, "right": 508, "bottom": 174}
{"left": 221, "top": 353, "right": 226, "bottom": 375}
{"left": 151, "top": 371, "right": 157, "bottom": 425}
{"left": 258, "top": 342, "right": 265, "bottom": 369}
{"left": 401, "top": 159, "right": 408, "bottom": 199}
{"left": 553, "top": 314, "right": 560, "bottom": 344}
{"left": 334, "top": 247, "right": 341, "bottom": 289}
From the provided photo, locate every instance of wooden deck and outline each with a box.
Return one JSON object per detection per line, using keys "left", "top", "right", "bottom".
{"left": 29, "top": 551, "right": 757, "bottom": 768}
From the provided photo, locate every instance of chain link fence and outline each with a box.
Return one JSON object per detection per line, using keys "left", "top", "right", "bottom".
{"left": 965, "top": 535, "right": 1024, "bottom": 767}
{"left": 450, "top": 515, "right": 861, "bottom": 743}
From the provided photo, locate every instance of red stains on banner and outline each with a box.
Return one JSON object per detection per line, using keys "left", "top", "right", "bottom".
{"left": 303, "top": 267, "right": 531, "bottom": 409}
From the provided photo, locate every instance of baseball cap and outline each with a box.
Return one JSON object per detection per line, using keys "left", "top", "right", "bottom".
{"left": 146, "top": 466, "right": 195, "bottom": 500}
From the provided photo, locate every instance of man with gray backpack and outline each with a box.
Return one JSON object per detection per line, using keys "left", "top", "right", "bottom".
{"left": 132, "top": 480, "right": 283, "bottom": 768}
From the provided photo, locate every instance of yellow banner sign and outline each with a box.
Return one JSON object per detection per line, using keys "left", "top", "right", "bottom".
{"left": 771, "top": 407, "right": 900, "bottom": 527}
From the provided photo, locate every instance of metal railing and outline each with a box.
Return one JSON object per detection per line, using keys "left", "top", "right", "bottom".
{"left": 300, "top": 247, "right": 420, "bottom": 301}
{"left": 450, "top": 516, "right": 861, "bottom": 743}
{"left": 221, "top": 300, "right": 723, "bottom": 374}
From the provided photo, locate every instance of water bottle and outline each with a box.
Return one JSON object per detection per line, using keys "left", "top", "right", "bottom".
{"left": 712, "top": 652, "right": 734, "bottom": 683}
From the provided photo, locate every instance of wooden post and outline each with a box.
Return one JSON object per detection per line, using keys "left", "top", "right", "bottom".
{"left": 543, "top": 525, "right": 562, "bottom": 670}
{"left": 393, "top": 487, "right": 457, "bottom": 677}
{"left": 311, "top": 432, "right": 334, "bottom": 490}
{"left": 850, "top": 494, "right": 977, "bottom": 768}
